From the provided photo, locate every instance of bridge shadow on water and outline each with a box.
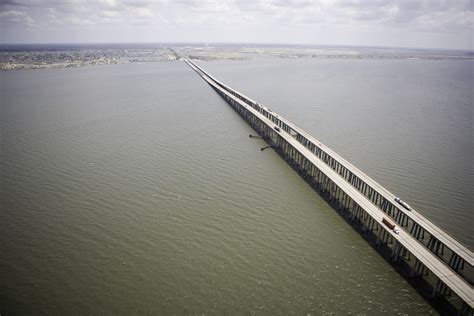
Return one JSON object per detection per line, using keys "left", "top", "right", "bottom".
{"left": 185, "top": 58, "right": 472, "bottom": 316}
{"left": 251, "top": 135, "right": 463, "bottom": 316}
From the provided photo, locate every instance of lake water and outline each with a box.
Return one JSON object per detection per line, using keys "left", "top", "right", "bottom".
{"left": 202, "top": 58, "right": 473, "bottom": 249}
{"left": 1, "top": 57, "right": 472, "bottom": 314}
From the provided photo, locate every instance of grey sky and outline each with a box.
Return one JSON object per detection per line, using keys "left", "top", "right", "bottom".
{"left": 0, "top": 0, "right": 472, "bottom": 49}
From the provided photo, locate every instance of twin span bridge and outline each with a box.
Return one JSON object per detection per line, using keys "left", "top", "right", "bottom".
{"left": 184, "top": 59, "right": 473, "bottom": 315}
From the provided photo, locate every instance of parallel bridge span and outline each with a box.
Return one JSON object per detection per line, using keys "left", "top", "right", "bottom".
{"left": 184, "top": 59, "right": 473, "bottom": 314}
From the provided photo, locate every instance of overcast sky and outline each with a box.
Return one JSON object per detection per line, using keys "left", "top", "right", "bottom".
{"left": 0, "top": 0, "right": 472, "bottom": 50}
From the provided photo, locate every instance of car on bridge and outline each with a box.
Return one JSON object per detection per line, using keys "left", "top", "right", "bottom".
{"left": 395, "top": 197, "right": 412, "bottom": 211}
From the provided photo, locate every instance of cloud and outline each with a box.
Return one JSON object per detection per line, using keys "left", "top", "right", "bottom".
{"left": 232, "top": 0, "right": 473, "bottom": 30}
{"left": 1, "top": 0, "right": 471, "bottom": 29}
{"left": 415, "top": 9, "right": 474, "bottom": 31}
{"left": 0, "top": 9, "right": 34, "bottom": 25}
{"left": 130, "top": 7, "right": 153, "bottom": 18}
{"left": 0, "top": 0, "right": 472, "bottom": 49}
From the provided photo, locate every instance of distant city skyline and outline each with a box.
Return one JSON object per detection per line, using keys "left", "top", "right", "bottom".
{"left": 1, "top": 0, "right": 472, "bottom": 50}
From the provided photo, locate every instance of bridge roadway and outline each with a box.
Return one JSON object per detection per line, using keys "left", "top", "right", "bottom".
{"left": 184, "top": 59, "right": 474, "bottom": 311}
{"left": 186, "top": 59, "right": 473, "bottom": 279}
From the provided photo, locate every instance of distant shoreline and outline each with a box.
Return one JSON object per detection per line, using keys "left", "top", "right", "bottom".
{"left": 1, "top": 44, "right": 473, "bottom": 71}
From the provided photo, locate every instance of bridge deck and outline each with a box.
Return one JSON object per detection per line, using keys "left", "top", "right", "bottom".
{"left": 184, "top": 59, "right": 474, "bottom": 309}
{"left": 277, "top": 115, "right": 474, "bottom": 264}
{"left": 187, "top": 59, "right": 474, "bottom": 268}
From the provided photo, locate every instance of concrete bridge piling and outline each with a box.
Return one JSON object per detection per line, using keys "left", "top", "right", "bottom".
{"left": 184, "top": 59, "right": 473, "bottom": 315}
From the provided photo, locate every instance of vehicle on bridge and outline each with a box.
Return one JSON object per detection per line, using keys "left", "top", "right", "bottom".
{"left": 382, "top": 217, "right": 400, "bottom": 234}
{"left": 184, "top": 58, "right": 474, "bottom": 312}
{"left": 395, "top": 197, "right": 412, "bottom": 211}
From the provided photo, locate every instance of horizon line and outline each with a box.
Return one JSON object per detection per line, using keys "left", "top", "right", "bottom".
{"left": 0, "top": 41, "right": 472, "bottom": 53}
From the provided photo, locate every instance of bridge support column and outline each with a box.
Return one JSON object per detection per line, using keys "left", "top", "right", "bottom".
{"left": 459, "top": 302, "right": 473, "bottom": 316}
{"left": 391, "top": 241, "right": 404, "bottom": 263}
{"left": 185, "top": 60, "right": 474, "bottom": 315}
{"left": 376, "top": 228, "right": 389, "bottom": 248}
{"left": 448, "top": 253, "right": 465, "bottom": 273}
{"left": 431, "top": 279, "right": 448, "bottom": 300}
{"left": 410, "top": 259, "right": 428, "bottom": 278}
